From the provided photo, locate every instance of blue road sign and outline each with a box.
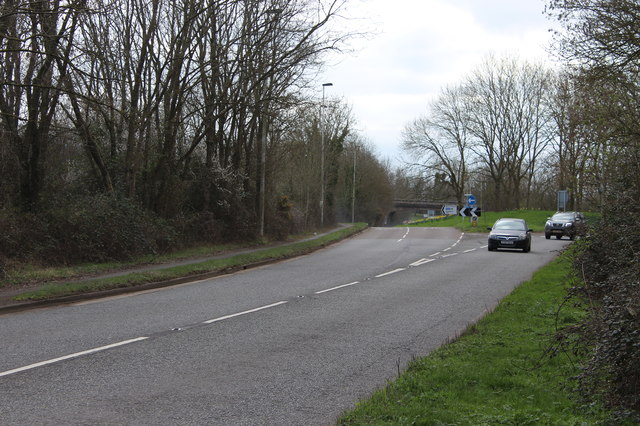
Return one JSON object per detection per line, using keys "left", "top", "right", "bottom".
{"left": 467, "top": 194, "right": 476, "bottom": 206}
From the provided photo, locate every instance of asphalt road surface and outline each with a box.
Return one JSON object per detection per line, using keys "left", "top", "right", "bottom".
{"left": 0, "top": 227, "right": 570, "bottom": 425}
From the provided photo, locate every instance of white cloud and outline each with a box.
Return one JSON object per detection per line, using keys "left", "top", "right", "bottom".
{"left": 321, "top": 0, "right": 556, "bottom": 166}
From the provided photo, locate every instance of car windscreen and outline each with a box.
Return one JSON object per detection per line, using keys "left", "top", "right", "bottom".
{"left": 494, "top": 221, "right": 525, "bottom": 231}
{"left": 552, "top": 213, "right": 574, "bottom": 221}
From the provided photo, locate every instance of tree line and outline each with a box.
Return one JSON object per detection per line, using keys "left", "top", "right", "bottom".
{"left": 0, "top": 0, "right": 393, "bottom": 264}
{"left": 401, "top": 55, "right": 619, "bottom": 212}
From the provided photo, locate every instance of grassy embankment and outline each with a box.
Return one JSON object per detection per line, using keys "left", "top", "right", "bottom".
{"left": 6, "top": 223, "right": 367, "bottom": 301}
{"left": 405, "top": 209, "right": 554, "bottom": 231}
{"left": 406, "top": 209, "right": 600, "bottom": 233}
{"left": 339, "top": 249, "right": 609, "bottom": 424}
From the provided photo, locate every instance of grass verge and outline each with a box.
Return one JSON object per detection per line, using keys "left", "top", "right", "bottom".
{"left": 338, "top": 250, "right": 609, "bottom": 425}
{"left": 0, "top": 242, "right": 256, "bottom": 288}
{"left": 407, "top": 210, "right": 600, "bottom": 233}
{"left": 407, "top": 210, "right": 556, "bottom": 232}
{"left": 12, "top": 223, "right": 367, "bottom": 302}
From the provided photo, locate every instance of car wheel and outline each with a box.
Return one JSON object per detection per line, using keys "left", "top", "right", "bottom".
{"left": 523, "top": 243, "right": 531, "bottom": 253}
{"left": 570, "top": 234, "right": 575, "bottom": 241}
{"left": 545, "top": 233, "right": 550, "bottom": 239}
{"left": 488, "top": 246, "right": 494, "bottom": 251}
{"left": 555, "top": 235, "right": 562, "bottom": 240}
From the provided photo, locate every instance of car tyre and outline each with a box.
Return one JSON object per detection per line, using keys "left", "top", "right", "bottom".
{"left": 545, "top": 233, "right": 550, "bottom": 239}
{"left": 555, "top": 235, "right": 562, "bottom": 240}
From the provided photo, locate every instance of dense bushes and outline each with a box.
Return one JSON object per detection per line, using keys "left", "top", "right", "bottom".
{"left": 564, "top": 181, "right": 640, "bottom": 420}
{"left": 0, "top": 195, "right": 179, "bottom": 265}
{"left": 0, "top": 192, "right": 303, "bottom": 268}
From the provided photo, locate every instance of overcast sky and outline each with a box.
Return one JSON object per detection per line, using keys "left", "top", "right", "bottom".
{"left": 320, "top": 0, "right": 559, "bottom": 167}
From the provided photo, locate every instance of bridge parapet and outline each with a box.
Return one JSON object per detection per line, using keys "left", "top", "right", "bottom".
{"left": 393, "top": 199, "right": 457, "bottom": 210}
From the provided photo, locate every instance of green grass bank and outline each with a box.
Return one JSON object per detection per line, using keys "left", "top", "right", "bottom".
{"left": 405, "top": 209, "right": 599, "bottom": 233}
{"left": 339, "top": 250, "right": 608, "bottom": 425}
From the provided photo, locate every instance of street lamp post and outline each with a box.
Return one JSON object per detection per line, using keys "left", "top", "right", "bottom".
{"left": 320, "top": 82, "right": 332, "bottom": 227}
{"left": 351, "top": 148, "right": 356, "bottom": 223}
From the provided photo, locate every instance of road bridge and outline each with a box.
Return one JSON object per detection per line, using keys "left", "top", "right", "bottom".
{"left": 388, "top": 199, "right": 457, "bottom": 225}
{"left": 392, "top": 199, "right": 456, "bottom": 211}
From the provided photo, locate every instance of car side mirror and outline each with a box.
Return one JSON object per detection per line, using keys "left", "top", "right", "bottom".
{"left": 486, "top": 227, "right": 492, "bottom": 231}
{"left": 528, "top": 229, "right": 533, "bottom": 233}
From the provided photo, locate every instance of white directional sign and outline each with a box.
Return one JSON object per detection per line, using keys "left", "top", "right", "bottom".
{"left": 442, "top": 205, "right": 458, "bottom": 215}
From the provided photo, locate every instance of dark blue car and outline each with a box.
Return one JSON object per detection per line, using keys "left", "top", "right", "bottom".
{"left": 487, "top": 218, "right": 532, "bottom": 253}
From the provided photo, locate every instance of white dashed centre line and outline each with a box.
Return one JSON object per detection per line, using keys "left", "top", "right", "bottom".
{"left": 375, "top": 268, "right": 406, "bottom": 278}
{"left": 0, "top": 337, "right": 149, "bottom": 378}
{"left": 397, "top": 227, "right": 410, "bottom": 243}
{"left": 204, "top": 301, "right": 288, "bottom": 324}
{"left": 315, "top": 281, "right": 360, "bottom": 294}
{"left": 2, "top": 300, "right": 292, "bottom": 378}
{"left": 2, "top": 231, "right": 478, "bottom": 380}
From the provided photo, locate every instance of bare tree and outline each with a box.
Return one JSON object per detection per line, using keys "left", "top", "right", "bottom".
{"left": 402, "top": 84, "right": 472, "bottom": 205}
{"left": 0, "top": 0, "right": 370, "bottom": 243}
{"left": 547, "top": 0, "right": 640, "bottom": 76}
{"left": 0, "top": 0, "right": 83, "bottom": 210}
{"left": 465, "top": 56, "right": 553, "bottom": 209}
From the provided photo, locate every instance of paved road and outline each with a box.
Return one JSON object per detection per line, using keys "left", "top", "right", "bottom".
{"left": 0, "top": 227, "right": 570, "bottom": 425}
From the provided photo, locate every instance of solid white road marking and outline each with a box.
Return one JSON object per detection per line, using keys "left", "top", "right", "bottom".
{"left": 0, "top": 337, "right": 149, "bottom": 378}
{"left": 410, "top": 258, "right": 435, "bottom": 267}
{"left": 203, "top": 301, "right": 288, "bottom": 324}
{"left": 315, "top": 282, "right": 360, "bottom": 294}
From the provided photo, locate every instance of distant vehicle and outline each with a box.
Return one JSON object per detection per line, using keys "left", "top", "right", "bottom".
{"left": 544, "top": 211, "right": 586, "bottom": 240}
{"left": 487, "top": 218, "right": 532, "bottom": 253}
